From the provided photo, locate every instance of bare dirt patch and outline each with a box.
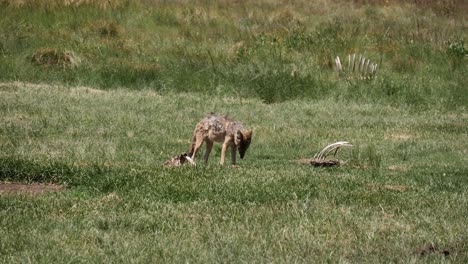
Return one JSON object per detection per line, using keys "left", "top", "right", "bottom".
{"left": 0, "top": 182, "right": 66, "bottom": 195}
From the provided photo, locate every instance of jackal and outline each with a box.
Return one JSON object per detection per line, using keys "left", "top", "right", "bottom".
{"left": 188, "top": 113, "right": 253, "bottom": 165}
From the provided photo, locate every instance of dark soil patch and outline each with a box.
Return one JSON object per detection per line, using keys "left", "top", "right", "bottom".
{"left": 310, "top": 158, "right": 341, "bottom": 167}
{"left": 0, "top": 182, "right": 66, "bottom": 195}
{"left": 293, "top": 158, "right": 343, "bottom": 167}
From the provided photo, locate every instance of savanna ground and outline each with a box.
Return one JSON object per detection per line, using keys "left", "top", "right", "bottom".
{"left": 1, "top": 0, "right": 467, "bottom": 262}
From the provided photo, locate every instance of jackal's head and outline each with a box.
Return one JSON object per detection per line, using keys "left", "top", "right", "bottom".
{"left": 236, "top": 130, "right": 253, "bottom": 159}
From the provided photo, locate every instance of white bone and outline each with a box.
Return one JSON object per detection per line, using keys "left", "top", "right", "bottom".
{"left": 314, "top": 141, "right": 353, "bottom": 160}
{"left": 185, "top": 155, "right": 196, "bottom": 165}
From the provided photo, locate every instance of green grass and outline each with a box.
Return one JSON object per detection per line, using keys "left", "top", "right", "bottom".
{"left": 1, "top": 83, "right": 467, "bottom": 262}
{"left": 0, "top": 0, "right": 466, "bottom": 107}
{"left": 0, "top": 0, "right": 467, "bottom": 262}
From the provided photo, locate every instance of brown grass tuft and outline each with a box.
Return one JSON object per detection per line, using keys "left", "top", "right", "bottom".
{"left": 30, "top": 48, "right": 81, "bottom": 68}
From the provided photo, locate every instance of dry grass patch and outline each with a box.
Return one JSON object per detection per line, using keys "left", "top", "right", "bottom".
{"left": 0, "top": 81, "right": 57, "bottom": 90}
{"left": 367, "top": 184, "right": 411, "bottom": 192}
{"left": 0, "top": 182, "right": 66, "bottom": 195}
{"left": 385, "top": 133, "right": 419, "bottom": 141}
{"left": 1, "top": 0, "right": 124, "bottom": 8}
{"left": 388, "top": 164, "right": 409, "bottom": 172}
{"left": 30, "top": 48, "right": 81, "bottom": 69}
{"left": 71, "top": 87, "right": 107, "bottom": 95}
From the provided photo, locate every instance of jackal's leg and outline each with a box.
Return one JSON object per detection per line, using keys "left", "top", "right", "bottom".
{"left": 191, "top": 136, "right": 204, "bottom": 162}
{"left": 204, "top": 141, "right": 213, "bottom": 164}
{"left": 220, "top": 142, "right": 229, "bottom": 165}
{"left": 231, "top": 144, "right": 237, "bottom": 165}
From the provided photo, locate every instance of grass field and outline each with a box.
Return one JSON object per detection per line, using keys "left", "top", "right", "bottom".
{"left": 1, "top": 0, "right": 467, "bottom": 262}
